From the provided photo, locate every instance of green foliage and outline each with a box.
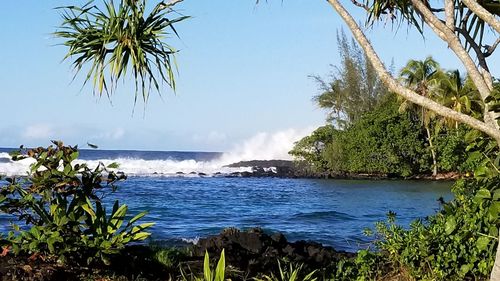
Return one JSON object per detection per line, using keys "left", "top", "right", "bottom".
{"left": 152, "top": 247, "right": 186, "bottom": 268}
{"left": 312, "top": 29, "right": 387, "bottom": 128}
{"left": 328, "top": 95, "right": 429, "bottom": 177}
{"left": 332, "top": 250, "right": 387, "bottom": 281}
{"left": 366, "top": 177, "right": 500, "bottom": 280}
{"left": 0, "top": 141, "right": 153, "bottom": 265}
{"left": 288, "top": 125, "right": 338, "bottom": 173}
{"left": 295, "top": 55, "right": 489, "bottom": 178}
{"left": 182, "top": 250, "right": 226, "bottom": 281}
{"left": 292, "top": 94, "right": 430, "bottom": 177}
{"left": 461, "top": 129, "right": 500, "bottom": 175}
{"left": 55, "top": 0, "right": 188, "bottom": 103}
{"left": 434, "top": 127, "right": 468, "bottom": 172}
{"left": 254, "top": 260, "right": 317, "bottom": 281}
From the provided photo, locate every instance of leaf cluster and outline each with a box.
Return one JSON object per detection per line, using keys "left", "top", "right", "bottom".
{"left": 55, "top": 0, "right": 188, "bottom": 104}
{"left": 0, "top": 141, "right": 153, "bottom": 265}
{"left": 366, "top": 176, "right": 499, "bottom": 280}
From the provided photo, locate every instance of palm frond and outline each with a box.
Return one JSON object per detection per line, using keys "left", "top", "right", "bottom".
{"left": 55, "top": 0, "right": 188, "bottom": 104}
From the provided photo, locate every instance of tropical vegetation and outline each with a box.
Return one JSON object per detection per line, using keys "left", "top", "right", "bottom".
{"left": 291, "top": 54, "right": 490, "bottom": 179}
{"left": 0, "top": 141, "right": 154, "bottom": 265}
{"left": 0, "top": 0, "right": 499, "bottom": 279}
{"left": 55, "top": 0, "right": 188, "bottom": 104}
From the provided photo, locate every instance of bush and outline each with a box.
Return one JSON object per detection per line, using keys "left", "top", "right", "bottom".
{"left": 0, "top": 141, "right": 154, "bottom": 265}
{"left": 369, "top": 177, "right": 499, "bottom": 280}
{"left": 322, "top": 95, "right": 430, "bottom": 177}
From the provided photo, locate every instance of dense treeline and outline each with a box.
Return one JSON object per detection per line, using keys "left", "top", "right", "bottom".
{"left": 290, "top": 32, "right": 488, "bottom": 178}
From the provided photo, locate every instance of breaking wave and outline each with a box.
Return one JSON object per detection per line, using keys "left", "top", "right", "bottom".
{"left": 0, "top": 128, "right": 313, "bottom": 177}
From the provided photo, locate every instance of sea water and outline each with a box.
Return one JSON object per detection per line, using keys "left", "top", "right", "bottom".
{"left": 0, "top": 148, "right": 452, "bottom": 252}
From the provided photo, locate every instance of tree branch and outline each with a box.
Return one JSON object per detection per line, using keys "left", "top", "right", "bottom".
{"left": 430, "top": 7, "right": 446, "bottom": 12}
{"left": 455, "top": 26, "right": 488, "bottom": 72}
{"left": 350, "top": 0, "right": 369, "bottom": 11}
{"left": 445, "top": 0, "right": 455, "bottom": 30}
{"left": 326, "top": 0, "right": 500, "bottom": 141}
{"left": 461, "top": 0, "right": 500, "bottom": 34}
{"left": 157, "top": 0, "right": 184, "bottom": 11}
{"left": 484, "top": 37, "right": 500, "bottom": 57}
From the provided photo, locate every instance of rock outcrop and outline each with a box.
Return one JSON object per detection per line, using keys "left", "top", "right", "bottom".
{"left": 191, "top": 228, "right": 353, "bottom": 276}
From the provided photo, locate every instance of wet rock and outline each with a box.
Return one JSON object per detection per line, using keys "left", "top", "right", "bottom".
{"left": 191, "top": 228, "right": 353, "bottom": 276}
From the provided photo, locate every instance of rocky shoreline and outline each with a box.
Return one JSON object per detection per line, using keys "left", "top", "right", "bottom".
{"left": 190, "top": 227, "right": 354, "bottom": 276}
{"left": 223, "top": 160, "right": 460, "bottom": 180}
{"left": 0, "top": 228, "right": 355, "bottom": 280}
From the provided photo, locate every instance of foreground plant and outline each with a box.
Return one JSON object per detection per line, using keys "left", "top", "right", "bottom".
{"left": 366, "top": 177, "right": 499, "bottom": 280}
{"left": 254, "top": 260, "right": 317, "bottom": 281}
{"left": 0, "top": 141, "right": 153, "bottom": 265}
{"left": 182, "top": 249, "right": 226, "bottom": 281}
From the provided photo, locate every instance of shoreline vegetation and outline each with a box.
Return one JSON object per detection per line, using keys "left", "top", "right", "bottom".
{"left": 1, "top": 228, "right": 357, "bottom": 281}
{"left": 0, "top": 0, "right": 498, "bottom": 278}
{"left": 1, "top": 142, "right": 497, "bottom": 281}
{"left": 1, "top": 56, "right": 499, "bottom": 281}
{"left": 225, "top": 160, "right": 461, "bottom": 180}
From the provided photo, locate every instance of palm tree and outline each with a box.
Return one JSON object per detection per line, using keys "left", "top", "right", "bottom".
{"left": 398, "top": 57, "right": 442, "bottom": 176}
{"left": 437, "top": 70, "right": 483, "bottom": 129}
{"left": 55, "top": 0, "right": 188, "bottom": 104}
{"left": 312, "top": 79, "right": 350, "bottom": 128}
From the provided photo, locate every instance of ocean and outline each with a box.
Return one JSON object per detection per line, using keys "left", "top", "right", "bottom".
{"left": 0, "top": 147, "right": 452, "bottom": 252}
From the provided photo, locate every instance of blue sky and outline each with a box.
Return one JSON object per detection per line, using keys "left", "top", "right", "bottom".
{"left": 0, "top": 1, "right": 498, "bottom": 151}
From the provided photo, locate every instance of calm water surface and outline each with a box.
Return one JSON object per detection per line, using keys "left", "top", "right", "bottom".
{"left": 0, "top": 148, "right": 453, "bottom": 252}
{"left": 105, "top": 177, "right": 452, "bottom": 252}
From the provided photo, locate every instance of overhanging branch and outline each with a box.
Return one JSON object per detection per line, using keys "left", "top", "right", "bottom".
{"left": 409, "top": 0, "right": 499, "bottom": 130}
{"left": 326, "top": 0, "right": 500, "bottom": 141}
{"left": 484, "top": 37, "right": 500, "bottom": 57}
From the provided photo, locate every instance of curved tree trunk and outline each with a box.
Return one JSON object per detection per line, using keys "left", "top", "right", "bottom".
{"left": 492, "top": 244, "right": 500, "bottom": 280}
{"left": 325, "top": 0, "right": 500, "bottom": 142}
{"left": 324, "top": 0, "right": 500, "bottom": 278}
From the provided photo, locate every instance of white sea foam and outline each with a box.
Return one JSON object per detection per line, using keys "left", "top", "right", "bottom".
{"left": 181, "top": 237, "right": 200, "bottom": 245}
{"left": 0, "top": 128, "right": 313, "bottom": 177}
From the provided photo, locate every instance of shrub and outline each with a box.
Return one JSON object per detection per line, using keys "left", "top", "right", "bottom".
{"left": 369, "top": 177, "right": 499, "bottom": 280}
{"left": 0, "top": 141, "right": 153, "bottom": 265}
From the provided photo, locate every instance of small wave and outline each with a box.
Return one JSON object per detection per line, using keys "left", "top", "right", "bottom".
{"left": 293, "top": 211, "right": 355, "bottom": 222}
{"left": 181, "top": 237, "right": 200, "bottom": 245}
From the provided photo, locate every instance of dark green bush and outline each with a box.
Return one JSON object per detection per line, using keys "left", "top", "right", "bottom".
{"left": 369, "top": 177, "right": 499, "bottom": 280}
{"left": 0, "top": 141, "right": 153, "bottom": 265}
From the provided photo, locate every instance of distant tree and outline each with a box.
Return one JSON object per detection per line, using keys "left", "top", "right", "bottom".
{"left": 437, "top": 70, "right": 483, "bottom": 129}
{"left": 327, "top": 94, "right": 429, "bottom": 177}
{"left": 291, "top": 94, "right": 430, "bottom": 177}
{"left": 312, "top": 30, "right": 387, "bottom": 129}
{"left": 289, "top": 125, "right": 337, "bottom": 173}
{"left": 398, "top": 57, "right": 442, "bottom": 176}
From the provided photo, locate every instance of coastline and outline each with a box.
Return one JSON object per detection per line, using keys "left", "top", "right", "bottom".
{"left": 225, "top": 160, "right": 461, "bottom": 181}
{"left": 0, "top": 228, "right": 356, "bottom": 280}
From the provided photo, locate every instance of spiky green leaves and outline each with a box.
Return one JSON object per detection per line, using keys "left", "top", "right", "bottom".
{"left": 55, "top": 0, "right": 188, "bottom": 104}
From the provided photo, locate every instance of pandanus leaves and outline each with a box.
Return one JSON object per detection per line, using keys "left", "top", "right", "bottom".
{"left": 55, "top": 0, "right": 188, "bottom": 104}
